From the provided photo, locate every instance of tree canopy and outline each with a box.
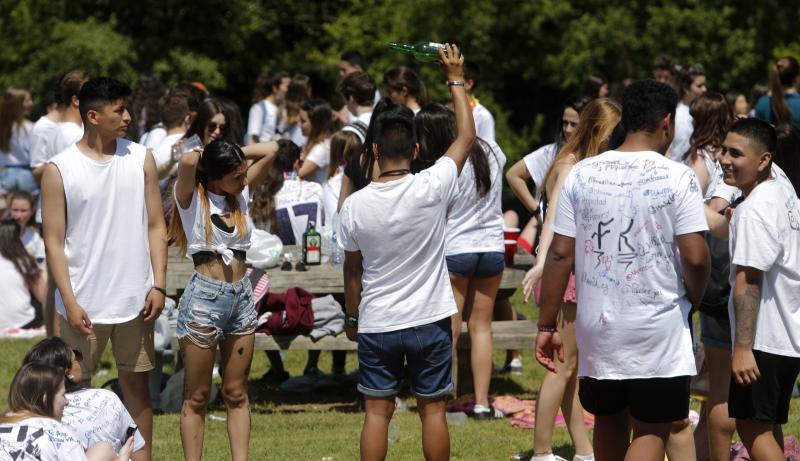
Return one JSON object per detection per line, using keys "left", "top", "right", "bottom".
{"left": 1, "top": 0, "right": 798, "bottom": 164}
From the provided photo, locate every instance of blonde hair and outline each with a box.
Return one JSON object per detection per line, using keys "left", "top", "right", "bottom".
{"left": 543, "top": 98, "right": 622, "bottom": 189}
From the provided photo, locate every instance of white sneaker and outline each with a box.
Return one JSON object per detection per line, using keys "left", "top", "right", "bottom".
{"left": 509, "top": 357, "right": 523, "bottom": 375}
{"left": 530, "top": 454, "right": 567, "bottom": 461}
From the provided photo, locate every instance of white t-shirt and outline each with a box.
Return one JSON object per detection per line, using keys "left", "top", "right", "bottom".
{"left": 48, "top": 122, "right": 83, "bottom": 161}
{"left": 338, "top": 157, "right": 460, "bottom": 333}
{"left": 728, "top": 178, "right": 800, "bottom": 358}
{"left": 273, "top": 179, "right": 324, "bottom": 245}
{"left": 322, "top": 172, "right": 343, "bottom": 228}
{"left": 247, "top": 99, "right": 279, "bottom": 142}
{"left": 668, "top": 102, "right": 692, "bottom": 161}
{"left": 50, "top": 140, "right": 154, "bottom": 323}
{"left": 140, "top": 124, "right": 166, "bottom": 150}
{"left": 63, "top": 388, "right": 145, "bottom": 453}
{"left": 472, "top": 102, "right": 495, "bottom": 143}
{"left": 0, "top": 256, "right": 35, "bottom": 329}
{"left": 176, "top": 185, "right": 253, "bottom": 264}
{"left": 22, "top": 227, "right": 45, "bottom": 261}
{"left": 153, "top": 133, "right": 184, "bottom": 169}
{"left": 0, "top": 121, "right": 33, "bottom": 167}
{"left": 304, "top": 139, "right": 331, "bottom": 185}
{"left": 445, "top": 139, "right": 506, "bottom": 255}
{"left": 552, "top": 150, "right": 708, "bottom": 379}
{"left": 522, "top": 143, "right": 559, "bottom": 200}
{"left": 711, "top": 163, "right": 793, "bottom": 206}
{"left": 0, "top": 416, "right": 87, "bottom": 461}
{"left": 29, "top": 115, "right": 59, "bottom": 168}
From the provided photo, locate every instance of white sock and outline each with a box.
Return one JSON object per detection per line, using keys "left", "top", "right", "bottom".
{"left": 530, "top": 454, "right": 555, "bottom": 461}
{"left": 573, "top": 454, "right": 595, "bottom": 461}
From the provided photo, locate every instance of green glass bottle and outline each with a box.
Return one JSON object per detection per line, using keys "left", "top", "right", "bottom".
{"left": 303, "top": 221, "right": 321, "bottom": 265}
{"left": 387, "top": 41, "right": 445, "bottom": 62}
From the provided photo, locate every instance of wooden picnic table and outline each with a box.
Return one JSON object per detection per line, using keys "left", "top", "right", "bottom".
{"left": 166, "top": 246, "right": 529, "bottom": 296}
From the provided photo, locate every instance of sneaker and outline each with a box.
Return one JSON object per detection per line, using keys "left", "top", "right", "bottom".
{"left": 530, "top": 454, "right": 568, "bottom": 461}
{"left": 472, "top": 403, "right": 503, "bottom": 420}
{"left": 508, "top": 357, "right": 523, "bottom": 375}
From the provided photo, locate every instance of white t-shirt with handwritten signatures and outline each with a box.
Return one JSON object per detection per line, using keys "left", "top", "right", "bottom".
{"left": 552, "top": 150, "right": 708, "bottom": 379}
{"left": 0, "top": 416, "right": 88, "bottom": 460}
{"left": 63, "top": 388, "right": 145, "bottom": 453}
{"left": 728, "top": 178, "right": 800, "bottom": 358}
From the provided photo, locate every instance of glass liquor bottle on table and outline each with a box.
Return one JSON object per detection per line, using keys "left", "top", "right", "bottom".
{"left": 303, "top": 221, "right": 321, "bottom": 266}
{"left": 388, "top": 41, "right": 446, "bottom": 62}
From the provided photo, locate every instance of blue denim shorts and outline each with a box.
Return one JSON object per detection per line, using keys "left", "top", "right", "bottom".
{"left": 176, "top": 272, "right": 258, "bottom": 348}
{"left": 357, "top": 317, "right": 453, "bottom": 399}
{"left": 446, "top": 251, "right": 505, "bottom": 278}
{"left": 700, "top": 312, "right": 731, "bottom": 351}
{"left": 0, "top": 166, "right": 38, "bottom": 194}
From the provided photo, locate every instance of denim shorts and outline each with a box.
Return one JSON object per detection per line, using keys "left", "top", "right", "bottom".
{"left": 176, "top": 272, "right": 258, "bottom": 348}
{"left": 446, "top": 251, "right": 505, "bottom": 278}
{"left": 357, "top": 317, "right": 453, "bottom": 399}
{"left": 700, "top": 312, "right": 731, "bottom": 351}
{"left": 0, "top": 166, "right": 38, "bottom": 194}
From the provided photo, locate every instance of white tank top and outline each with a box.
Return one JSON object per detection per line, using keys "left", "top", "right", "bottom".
{"left": 50, "top": 139, "right": 154, "bottom": 323}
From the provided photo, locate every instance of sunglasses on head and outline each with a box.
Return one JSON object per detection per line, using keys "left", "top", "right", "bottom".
{"left": 207, "top": 122, "right": 227, "bottom": 132}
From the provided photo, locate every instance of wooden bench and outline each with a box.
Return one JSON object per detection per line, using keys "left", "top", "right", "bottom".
{"left": 169, "top": 320, "right": 536, "bottom": 394}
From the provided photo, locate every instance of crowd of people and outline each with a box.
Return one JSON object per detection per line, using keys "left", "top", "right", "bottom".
{"left": 0, "top": 41, "right": 798, "bottom": 461}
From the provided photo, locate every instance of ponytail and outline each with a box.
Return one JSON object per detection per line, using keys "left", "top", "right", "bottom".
{"left": 770, "top": 57, "right": 800, "bottom": 125}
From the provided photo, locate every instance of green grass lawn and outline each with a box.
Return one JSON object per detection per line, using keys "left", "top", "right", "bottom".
{"left": 0, "top": 291, "right": 797, "bottom": 460}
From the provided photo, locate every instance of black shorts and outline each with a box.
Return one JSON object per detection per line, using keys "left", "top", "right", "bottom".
{"left": 728, "top": 349, "right": 800, "bottom": 424}
{"left": 579, "top": 376, "right": 691, "bottom": 423}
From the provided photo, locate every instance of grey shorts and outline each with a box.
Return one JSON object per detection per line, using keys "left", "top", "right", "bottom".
{"left": 176, "top": 272, "right": 258, "bottom": 348}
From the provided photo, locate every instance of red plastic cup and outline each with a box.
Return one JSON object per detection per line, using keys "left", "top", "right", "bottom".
{"left": 504, "top": 239, "right": 517, "bottom": 266}
{"left": 503, "top": 227, "right": 520, "bottom": 242}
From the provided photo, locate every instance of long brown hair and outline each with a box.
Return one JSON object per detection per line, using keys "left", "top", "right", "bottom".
{"left": 328, "top": 130, "right": 361, "bottom": 180}
{"left": 0, "top": 363, "right": 65, "bottom": 424}
{"left": 168, "top": 140, "right": 249, "bottom": 255}
{"left": 769, "top": 57, "right": 800, "bottom": 125}
{"left": 0, "top": 220, "right": 40, "bottom": 285}
{"left": 0, "top": 87, "right": 29, "bottom": 153}
{"left": 685, "top": 92, "right": 732, "bottom": 162}
{"left": 250, "top": 140, "right": 301, "bottom": 232}
{"left": 543, "top": 98, "right": 622, "bottom": 189}
{"left": 301, "top": 99, "right": 340, "bottom": 158}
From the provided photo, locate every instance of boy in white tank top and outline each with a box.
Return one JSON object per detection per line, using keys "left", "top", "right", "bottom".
{"left": 41, "top": 77, "right": 167, "bottom": 461}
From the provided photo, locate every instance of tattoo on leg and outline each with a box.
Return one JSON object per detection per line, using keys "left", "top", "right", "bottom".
{"left": 238, "top": 347, "right": 244, "bottom": 355}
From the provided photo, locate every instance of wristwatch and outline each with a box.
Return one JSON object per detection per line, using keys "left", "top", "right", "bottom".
{"left": 345, "top": 315, "right": 358, "bottom": 328}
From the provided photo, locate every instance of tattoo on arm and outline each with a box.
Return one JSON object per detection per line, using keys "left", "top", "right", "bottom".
{"left": 733, "top": 283, "right": 761, "bottom": 348}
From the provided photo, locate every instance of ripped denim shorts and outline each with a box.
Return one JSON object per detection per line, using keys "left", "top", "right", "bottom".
{"left": 176, "top": 272, "right": 258, "bottom": 348}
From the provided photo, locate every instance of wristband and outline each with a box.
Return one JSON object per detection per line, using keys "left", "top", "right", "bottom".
{"left": 151, "top": 286, "right": 167, "bottom": 296}
{"left": 447, "top": 81, "right": 465, "bottom": 87}
{"left": 345, "top": 315, "right": 358, "bottom": 328}
{"left": 537, "top": 324, "right": 557, "bottom": 333}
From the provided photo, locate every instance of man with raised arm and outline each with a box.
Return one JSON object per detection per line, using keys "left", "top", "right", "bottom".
{"left": 338, "top": 44, "right": 474, "bottom": 461}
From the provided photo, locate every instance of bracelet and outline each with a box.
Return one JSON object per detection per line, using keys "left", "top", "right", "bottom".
{"left": 151, "top": 286, "right": 167, "bottom": 296}
{"left": 446, "top": 81, "right": 465, "bottom": 87}
{"left": 537, "top": 324, "right": 557, "bottom": 333}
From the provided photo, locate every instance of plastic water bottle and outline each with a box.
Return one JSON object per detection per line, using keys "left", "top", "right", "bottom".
{"left": 387, "top": 420, "right": 400, "bottom": 444}
{"left": 331, "top": 231, "right": 344, "bottom": 267}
